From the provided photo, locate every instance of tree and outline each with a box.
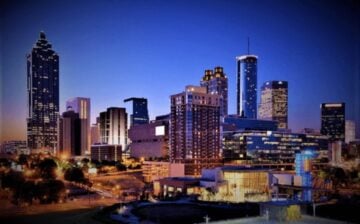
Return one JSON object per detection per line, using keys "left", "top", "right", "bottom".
{"left": 2, "top": 170, "right": 25, "bottom": 189}
{"left": 38, "top": 158, "right": 58, "bottom": 179}
{"left": 18, "top": 154, "right": 28, "bottom": 166}
{"left": 64, "top": 167, "right": 86, "bottom": 183}
{"left": 116, "top": 163, "right": 127, "bottom": 171}
{"left": 36, "top": 179, "right": 66, "bottom": 204}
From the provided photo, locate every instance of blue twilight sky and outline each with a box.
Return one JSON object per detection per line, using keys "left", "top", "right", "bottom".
{"left": 0, "top": 0, "right": 359, "bottom": 141}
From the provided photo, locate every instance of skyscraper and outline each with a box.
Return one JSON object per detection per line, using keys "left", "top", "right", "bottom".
{"left": 27, "top": 31, "right": 59, "bottom": 151}
{"left": 258, "top": 81, "right": 288, "bottom": 129}
{"left": 345, "top": 120, "right": 356, "bottom": 144}
{"left": 99, "top": 107, "right": 127, "bottom": 150}
{"left": 320, "top": 103, "right": 345, "bottom": 142}
{"left": 124, "top": 97, "right": 149, "bottom": 126}
{"left": 200, "top": 66, "right": 228, "bottom": 116}
{"left": 58, "top": 108, "right": 82, "bottom": 157}
{"left": 236, "top": 55, "right": 258, "bottom": 118}
{"left": 170, "top": 85, "right": 221, "bottom": 176}
{"left": 66, "top": 97, "right": 90, "bottom": 154}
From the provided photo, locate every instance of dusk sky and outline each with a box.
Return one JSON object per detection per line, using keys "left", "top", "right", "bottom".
{"left": 0, "top": 0, "right": 359, "bottom": 142}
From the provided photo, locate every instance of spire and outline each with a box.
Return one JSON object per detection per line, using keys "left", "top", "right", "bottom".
{"left": 40, "top": 31, "right": 46, "bottom": 40}
{"left": 247, "top": 37, "right": 250, "bottom": 55}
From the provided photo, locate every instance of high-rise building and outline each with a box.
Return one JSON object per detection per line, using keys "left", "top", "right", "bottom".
{"left": 320, "top": 103, "right": 345, "bottom": 142}
{"left": 90, "top": 123, "right": 101, "bottom": 145}
{"left": 170, "top": 85, "right": 221, "bottom": 176}
{"left": 236, "top": 55, "right": 258, "bottom": 119}
{"left": 345, "top": 120, "right": 356, "bottom": 144}
{"left": 66, "top": 97, "right": 90, "bottom": 154}
{"left": 200, "top": 66, "right": 228, "bottom": 116}
{"left": 27, "top": 31, "right": 59, "bottom": 151}
{"left": 258, "top": 81, "right": 288, "bottom": 129}
{"left": 124, "top": 97, "right": 149, "bottom": 126}
{"left": 99, "top": 107, "right": 127, "bottom": 150}
{"left": 58, "top": 109, "right": 82, "bottom": 157}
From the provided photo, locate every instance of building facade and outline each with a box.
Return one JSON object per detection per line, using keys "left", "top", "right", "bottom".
{"left": 320, "top": 103, "right": 345, "bottom": 142}
{"left": 90, "top": 144, "right": 122, "bottom": 162}
{"left": 58, "top": 109, "right": 82, "bottom": 157}
{"left": 142, "top": 161, "right": 185, "bottom": 183}
{"left": 27, "top": 31, "right": 59, "bottom": 151}
{"left": 258, "top": 81, "right": 288, "bottom": 129}
{"left": 99, "top": 107, "right": 127, "bottom": 150}
{"left": 129, "top": 116, "right": 169, "bottom": 159}
{"left": 124, "top": 97, "right": 149, "bottom": 126}
{"left": 66, "top": 97, "right": 91, "bottom": 154}
{"left": 170, "top": 85, "right": 221, "bottom": 176}
{"left": 236, "top": 55, "right": 258, "bottom": 119}
{"left": 223, "top": 115, "right": 278, "bottom": 132}
{"left": 223, "top": 130, "right": 328, "bottom": 162}
{"left": 200, "top": 66, "right": 228, "bottom": 116}
{"left": 345, "top": 120, "right": 356, "bottom": 144}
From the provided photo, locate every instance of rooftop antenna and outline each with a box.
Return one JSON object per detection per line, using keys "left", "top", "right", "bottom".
{"left": 247, "top": 37, "right": 250, "bottom": 55}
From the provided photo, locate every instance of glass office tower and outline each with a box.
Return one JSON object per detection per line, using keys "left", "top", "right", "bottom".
{"left": 27, "top": 31, "right": 59, "bottom": 151}
{"left": 236, "top": 55, "right": 258, "bottom": 119}
{"left": 320, "top": 103, "right": 345, "bottom": 141}
{"left": 124, "top": 97, "right": 149, "bottom": 126}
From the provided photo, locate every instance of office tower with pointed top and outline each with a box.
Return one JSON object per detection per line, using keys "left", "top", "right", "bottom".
{"left": 27, "top": 31, "right": 59, "bottom": 151}
{"left": 258, "top": 81, "right": 288, "bottom": 129}
{"left": 236, "top": 55, "right": 258, "bottom": 119}
{"left": 200, "top": 66, "right": 228, "bottom": 116}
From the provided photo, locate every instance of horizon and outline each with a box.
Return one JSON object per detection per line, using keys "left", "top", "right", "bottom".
{"left": 1, "top": 0, "right": 359, "bottom": 142}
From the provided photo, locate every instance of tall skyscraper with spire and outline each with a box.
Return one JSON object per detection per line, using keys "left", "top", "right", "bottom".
{"left": 27, "top": 31, "right": 59, "bottom": 151}
{"left": 200, "top": 66, "right": 228, "bottom": 116}
{"left": 236, "top": 39, "right": 258, "bottom": 118}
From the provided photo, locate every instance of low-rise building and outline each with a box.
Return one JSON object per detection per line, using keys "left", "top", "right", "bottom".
{"left": 90, "top": 144, "right": 122, "bottom": 162}
{"left": 142, "top": 161, "right": 184, "bottom": 183}
{"left": 128, "top": 116, "right": 169, "bottom": 159}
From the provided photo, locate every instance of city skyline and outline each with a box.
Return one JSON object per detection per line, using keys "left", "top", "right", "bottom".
{"left": 1, "top": 0, "right": 360, "bottom": 142}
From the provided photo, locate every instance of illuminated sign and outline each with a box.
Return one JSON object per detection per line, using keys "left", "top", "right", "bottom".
{"left": 155, "top": 126, "right": 165, "bottom": 136}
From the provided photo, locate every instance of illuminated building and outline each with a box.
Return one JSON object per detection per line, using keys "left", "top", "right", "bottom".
{"left": 198, "top": 167, "right": 272, "bottom": 203}
{"left": 58, "top": 108, "right": 82, "bottom": 157}
{"left": 142, "top": 161, "right": 184, "bottom": 183}
{"left": 236, "top": 55, "right": 258, "bottom": 118}
{"left": 66, "top": 97, "right": 90, "bottom": 154}
{"left": 124, "top": 97, "right": 149, "bottom": 126}
{"left": 258, "top": 81, "right": 288, "bottom": 129}
{"left": 223, "top": 130, "right": 328, "bottom": 162}
{"left": 200, "top": 66, "right": 228, "bottom": 116}
{"left": 329, "top": 141, "right": 342, "bottom": 165}
{"left": 320, "top": 103, "right": 345, "bottom": 141}
{"left": 90, "top": 144, "right": 122, "bottom": 162}
{"left": 0, "top": 141, "right": 28, "bottom": 154}
{"left": 99, "top": 107, "right": 127, "bottom": 150}
{"left": 345, "top": 120, "right": 356, "bottom": 144}
{"left": 294, "top": 150, "right": 316, "bottom": 202}
{"left": 170, "top": 85, "right": 221, "bottom": 176}
{"left": 27, "top": 31, "right": 59, "bottom": 151}
{"left": 128, "top": 115, "right": 169, "bottom": 159}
